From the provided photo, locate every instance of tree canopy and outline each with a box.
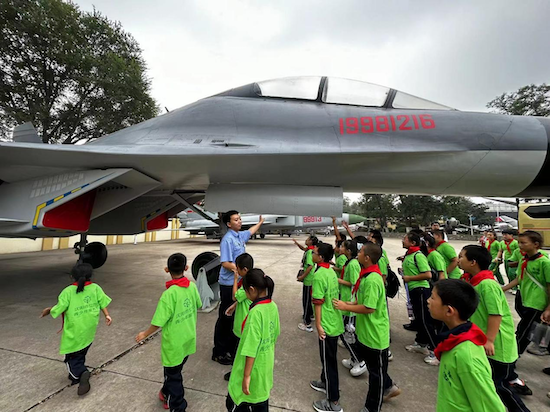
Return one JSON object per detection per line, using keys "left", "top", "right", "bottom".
{"left": 487, "top": 84, "right": 550, "bottom": 117}
{"left": 0, "top": 0, "right": 159, "bottom": 143}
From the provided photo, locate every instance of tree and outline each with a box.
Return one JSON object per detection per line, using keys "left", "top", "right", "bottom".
{"left": 440, "top": 196, "right": 490, "bottom": 226}
{"left": 397, "top": 195, "right": 444, "bottom": 227}
{"left": 357, "top": 194, "right": 398, "bottom": 229}
{"left": 0, "top": 0, "right": 159, "bottom": 143}
{"left": 487, "top": 84, "right": 550, "bottom": 117}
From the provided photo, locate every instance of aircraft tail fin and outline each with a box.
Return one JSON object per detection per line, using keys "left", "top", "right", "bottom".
{"left": 12, "top": 122, "right": 42, "bottom": 143}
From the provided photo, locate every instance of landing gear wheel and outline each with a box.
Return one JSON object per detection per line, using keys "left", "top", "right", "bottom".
{"left": 192, "top": 251, "right": 221, "bottom": 285}
{"left": 81, "top": 242, "right": 108, "bottom": 269}
{"left": 260, "top": 233, "right": 265, "bottom": 239}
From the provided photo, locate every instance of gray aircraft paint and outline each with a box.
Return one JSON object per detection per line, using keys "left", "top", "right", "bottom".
{"left": 0, "top": 76, "right": 549, "bottom": 238}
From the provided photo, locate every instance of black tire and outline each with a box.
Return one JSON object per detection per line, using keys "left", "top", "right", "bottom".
{"left": 82, "top": 242, "right": 108, "bottom": 269}
{"left": 260, "top": 233, "right": 265, "bottom": 239}
{"left": 191, "top": 251, "right": 221, "bottom": 285}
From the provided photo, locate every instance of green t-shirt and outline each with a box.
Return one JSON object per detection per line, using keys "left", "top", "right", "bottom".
{"left": 340, "top": 258, "right": 360, "bottom": 316}
{"left": 50, "top": 283, "right": 111, "bottom": 354}
{"left": 151, "top": 282, "right": 202, "bottom": 367}
{"left": 334, "top": 254, "right": 348, "bottom": 275}
{"left": 402, "top": 252, "right": 431, "bottom": 290}
{"left": 509, "top": 248, "right": 548, "bottom": 263}
{"left": 228, "top": 301, "right": 280, "bottom": 405}
{"left": 437, "top": 242, "right": 461, "bottom": 279}
{"left": 378, "top": 249, "right": 389, "bottom": 277}
{"left": 470, "top": 279, "right": 518, "bottom": 364}
{"left": 302, "top": 249, "right": 315, "bottom": 286}
{"left": 518, "top": 254, "right": 550, "bottom": 311}
{"left": 501, "top": 239, "right": 518, "bottom": 261}
{"left": 233, "top": 287, "right": 252, "bottom": 338}
{"left": 437, "top": 340, "right": 505, "bottom": 412}
{"left": 355, "top": 272, "right": 390, "bottom": 350}
{"left": 312, "top": 266, "right": 344, "bottom": 337}
{"left": 428, "top": 250, "right": 447, "bottom": 279}
{"left": 485, "top": 240, "right": 501, "bottom": 260}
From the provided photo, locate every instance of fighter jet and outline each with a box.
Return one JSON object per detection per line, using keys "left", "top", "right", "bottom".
{"left": 1, "top": 76, "right": 550, "bottom": 269}
{"left": 178, "top": 207, "right": 366, "bottom": 238}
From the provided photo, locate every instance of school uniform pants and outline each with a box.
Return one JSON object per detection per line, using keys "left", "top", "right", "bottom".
{"left": 340, "top": 316, "right": 361, "bottom": 363}
{"left": 356, "top": 342, "right": 393, "bottom": 412}
{"left": 515, "top": 301, "right": 543, "bottom": 355}
{"left": 302, "top": 285, "right": 313, "bottom": 325}
{"left": 214, "top": 285, "right": 239, "bottom": 358}
{"left": 409, "top": 287, "right": 438, "bottom": 350}
{"left": 318, "top": 336, "right": 340, "bottom": 402}
{"left": 488, "top": 359, "right": 530, "bottom": 412}
{"left": 489, "top": 261, "right": 504, "bottom": 285}
{"left": 65, "top": 344, "right": 91, "bottom": 384}
{"left": 226, "top": 395, "right": 269, "bottom": 411}
{"left": 162, "top": 356, "right": 188, "bottom": 412}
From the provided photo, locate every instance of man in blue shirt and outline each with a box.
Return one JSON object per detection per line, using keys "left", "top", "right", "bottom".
{"left": 212, "top": 210, "right": 264, "bottom": 365}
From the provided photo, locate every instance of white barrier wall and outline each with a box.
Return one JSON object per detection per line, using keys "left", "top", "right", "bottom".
{"left": 0, "top": 219, "right": 190, "bottom": 255}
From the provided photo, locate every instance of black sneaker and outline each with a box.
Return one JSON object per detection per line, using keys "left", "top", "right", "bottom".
{"left": 543, "top": 367, "right": 550, "bottom": 376}
{"left": 309, "top": 380, "right": 326, "bottom": 394}
{"left": 212, "top": 354, "right": 233, "bottom": 365}
{"left": 224, "top": 371, "right": 231, "bottom": 381}
{"left": 403, "top": 323, "right": 418, "bottom": 332}
{"left": 77, "top": 370, "right": 91, "bottom": 396}
{"left": 509, "top": 380, "right": 532, "bottom": 396}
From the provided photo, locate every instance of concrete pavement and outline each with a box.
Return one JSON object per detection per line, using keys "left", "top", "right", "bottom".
{"left": 0, "top": 236, "right": 548, "bottom": 411}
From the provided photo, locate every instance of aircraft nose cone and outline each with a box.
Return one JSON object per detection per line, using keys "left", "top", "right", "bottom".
{"left": 348, "top": 214, "right": 367, "bottom": 224}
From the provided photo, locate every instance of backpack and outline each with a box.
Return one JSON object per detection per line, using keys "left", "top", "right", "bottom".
{"left": 386, "top": 266, "right": 400, "bottom": 298}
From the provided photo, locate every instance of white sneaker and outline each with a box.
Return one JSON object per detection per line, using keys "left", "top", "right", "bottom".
{"left": 350, "top": 360, "right": 367, "bottom": 377}
{"left": 424, "top": 352, "right": 440, "bottom": 366}
{"left": 341, "top": 358, "right": 353, "bottom": 369}
{"left": 388, "top": 350, "right": 394, "bottom": 362}
{"left": 405, "top": 342, "right": 430, "bottom": 355}
{"left": 298, "top": 322, "right": 313, "bottom": 332}
{"left": 383, "top": 384, "right": 402, "bottom": 402}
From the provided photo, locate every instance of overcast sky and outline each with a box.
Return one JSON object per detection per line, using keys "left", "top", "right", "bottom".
{"left": 74, "top": 0, "right": 550, "bottom": 204}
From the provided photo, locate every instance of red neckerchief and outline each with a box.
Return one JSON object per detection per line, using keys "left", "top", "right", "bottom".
{"left": 428, "top": 248, "right": 435, "bottom": 254}
{"left": 520, "top": 252, "right": 543, "bottom": 280}
{"left": 241, "top": 296, "right": 272, "bottom": 333}
{"left": 468, "top": 270, "right": 495, "bottom": 287}
{"left": 436, "top": 240, "right": 446, "bottom": 248}
{"left": 166, "top": 277, "right": 190, "bottom": 289}
{"left": 434, "top": 322, "right": 487, "bottom": 360}
{"left": 405, "top": 246, "right": 421, "bottom": 256}
{"left": 351, "top": 265, "right": 382, "bottom": 296}
{"left": 340, "top": 257, "right": 351, "bottom": 279}
{"left": 504, "top": 239, "right": 513, "bottom": 254}
{"left": 61, "top": 281, "right": 94, "bottom": 333}
{"left": 307, "top": 246, "right": 315, "bottom": 250}
{"left": 486, "top": 239, "right": 496, "bottom": 252}
{"left": 317, "top": 262, "right": 330, "bottom": 269}
{"left": 460, "top": 272, "right": 472, "bottom": 282}
{"left": 237, "top": 278, "right": 243, "bottom": 288}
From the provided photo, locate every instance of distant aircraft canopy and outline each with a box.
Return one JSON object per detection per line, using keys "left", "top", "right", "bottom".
{"left": 254, "top": 76, "right": 454, "bottom": 110}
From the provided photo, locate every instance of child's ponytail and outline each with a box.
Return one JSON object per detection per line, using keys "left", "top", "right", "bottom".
{"left": 265, "top": 275, "right": 275, "bottom": 299}
{"left": 71, "top": 263, "right": 93, "bottom": 293}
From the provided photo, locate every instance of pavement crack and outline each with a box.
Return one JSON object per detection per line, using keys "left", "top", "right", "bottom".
{"left": 0, "top": 347, "right": 64, "bottom": 364}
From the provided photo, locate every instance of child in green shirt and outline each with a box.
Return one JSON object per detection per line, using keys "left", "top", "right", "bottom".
{"left": 135, "top": 253, "right": 202, "bottom": 412}
{"left": 41, "top": 263, "right": 112, "bottom": 396}
{"left": 459, "top": 245, "right": 532, "bottom": 409}
{"left": 503, "top": 230, "right": 550, "bottom": 355}
{"left": 295, "top": 235, "right": 319, "bottom": 332}
{"left": 309, "top": 243, "right": 345, "bottom": 412}
{"left": 498, "top": 230, "right": 519, "bottom": 288}
{"left": 227, "top": 269, "right": 280, "bottom": 411}
{"left": 334, "top": 242, "right": 401, "bottom": 412}
{"left": 427, "top": 279, "right": 506, "bottom": 412}
{"left": 433, "top": 230, "right": 461, "bottom": 279}
{"left": 425, "top": 234, "right": 447, "bottom": 281}
{"left": 485, "top": 230, "right": 504, "bottom": 284}
{"left": 224, "top": 253, "right": 254, "bottom": 382}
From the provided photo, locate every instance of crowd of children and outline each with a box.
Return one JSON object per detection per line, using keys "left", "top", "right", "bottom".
{"left": 40, "top": 214, "right": 550, "bottom": 412}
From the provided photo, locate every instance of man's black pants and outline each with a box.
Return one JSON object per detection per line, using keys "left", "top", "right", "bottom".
{"left": 226, "top": 394, "right": 269, "bottom": 411}
{"left": 516, "top": 302, "right": 543, "bottom": 355}
{"left": 488, "top": 359, "right": 530, "bottom": 412}
{"left": 214, "top": 284, "right": 239, "bottom": 358}
{"left": 356, "top": 342, "right": 393, "bottom": 412}
{"left": 162, "top": 356, "right": 189, "bottom": 412}
{"left": 319, "top": 336, "right": 340, "bottom": 402}
{"left": 302, "top": 285, "right": 313, "bottom": 325}
{"left": 409, "top": 287, "right": 438, "bottom": 350}
{"left": 65, "top": 344, "right": 91, "bottom": 384}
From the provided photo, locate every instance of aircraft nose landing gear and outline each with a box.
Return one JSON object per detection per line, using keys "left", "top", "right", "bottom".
{"left": 74, "top": 234, "right": 108, "bottom": 269}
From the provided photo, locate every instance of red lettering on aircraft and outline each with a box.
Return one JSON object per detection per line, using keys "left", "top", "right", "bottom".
{"left": 303, "top": 216, "right": 323, "bottom": 223}
{"left": 338, "top": 114, "right": 435, "bottom": 135}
